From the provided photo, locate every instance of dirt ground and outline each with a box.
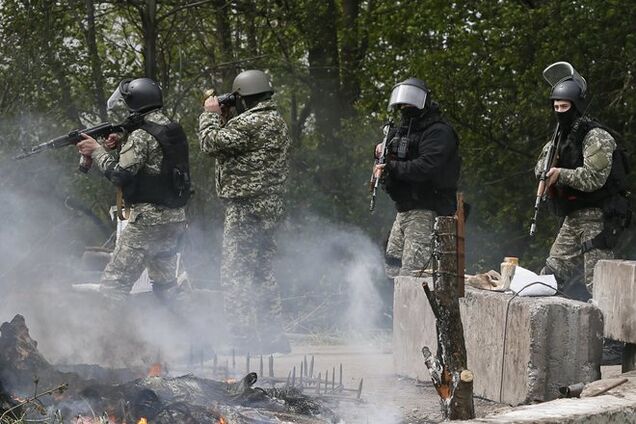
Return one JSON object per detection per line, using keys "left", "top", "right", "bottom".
{"left": 206, "top": 334, "right": 510, "bottom": 424}
{"left": 170, "top": 332, "right": 626, "bottom": 423}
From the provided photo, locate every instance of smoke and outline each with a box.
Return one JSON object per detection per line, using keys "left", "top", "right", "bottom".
{"left": 0, "top": 114, "right": 391, "bottom": 373}
{"left": 275, "top": 213, "right": 390, "bottom": 337}
{"left": 0, "top": 170, "right": 390, "bottom": 369}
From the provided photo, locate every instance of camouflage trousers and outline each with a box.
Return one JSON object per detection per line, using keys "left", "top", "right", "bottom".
{"left": 100, "top": 217, "right": 186, "bottom": 302}
{"left": 544, "top": 207, "right": 613, "bottom": 294}
{"left": 385, "top": 209, "right": 436, "bottom": 278}
{"left": 221, "top": 194, "right": 285, "bottom": 346}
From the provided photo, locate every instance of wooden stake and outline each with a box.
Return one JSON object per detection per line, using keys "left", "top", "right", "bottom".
{"left": 421, "top": 216, "right": 475, "bottom": 420}
{"left": 269, "top": 355, "right": 274, "bottom": 378}
{"left": 455, "top": 192, "right": 465, "bottom": 298}
{"left": 259, "top": 355, "right": 263, "bottom": 378}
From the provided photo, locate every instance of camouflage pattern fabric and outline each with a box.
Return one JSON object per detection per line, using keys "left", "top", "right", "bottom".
{"left": 198, "top": 100, "right": 291, "bottom": 351}
{"left": 93, "top": 110, "right": 187, "bottom": 224}
{"left": 100, "top": 220, "right": 186, "bottom": 302}
{"left": 535, "top": 127, "right": 616, "bottom": 192}
{"left": 544, "top": 208, "right": 613, "bottom": 293}
{"left": 221, "top": 194, "right": 285, "bottom": 348}
{"left": 198, "top": 99, "right": 291, "bottom": 199}
{"left": 536, "top": 126, "right": 616, "bottom": 294}
{"left": 91, "top": 110, "right": 187, "bottom": 300}
{"left": 385, "top": 209, "right": 436, "bottom": 278}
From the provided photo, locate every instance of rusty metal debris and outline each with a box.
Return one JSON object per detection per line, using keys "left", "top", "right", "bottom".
{"left": 207, "top": 353, "right": 364, "bottom": 403}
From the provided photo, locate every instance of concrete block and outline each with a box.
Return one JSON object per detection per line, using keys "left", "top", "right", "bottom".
{"left": 461, "top": 289, "right": 602, "bottom": 405}
{"left": 463, "top": 372, "right": 636, "bottom": 423}
{"left": 392, "top": 276, "right": 436, "bottom": 381}
{"left": 392, "top": 283, "right": 603, "bottom": 405}
{"left": 593, "top": 260, "right": 636, "bottom": 343}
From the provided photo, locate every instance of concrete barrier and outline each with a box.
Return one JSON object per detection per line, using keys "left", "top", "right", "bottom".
{"left": 462, "top": 371, "right": 636, "bottom": 423}
{"left": 393, "top": 281, "right": 603, "bottom": 405}
{"left": 392, "top": 276, "right": 437, "bottom": 381}
{"left": 593, "top": 260, "right": 636, "bottom": 343}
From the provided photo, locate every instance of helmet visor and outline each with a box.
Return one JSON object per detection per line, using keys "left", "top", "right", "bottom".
{"left": 543, "top": 61, "right": 587, "bottom": 95}
{"left": 107, "top": 88, "right": 125, "bottom": 111}
{"left": 388, "top": 84, "right": 428, "bottom": 111}
{"left": 107, "top": 79, "right": 132, "bottom": 111}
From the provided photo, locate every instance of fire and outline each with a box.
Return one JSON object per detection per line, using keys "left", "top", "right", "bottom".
{"left": 147, "top": 362, "right": 162, "bottom": 377}
{"left": 137, "top": 418, "right": 148, "bottom": 424}
{"left": 217, "top": 417, "right": 228, "bottom": 424}
{"left": 224, "top": 378, "right": 237, "bottom": 384}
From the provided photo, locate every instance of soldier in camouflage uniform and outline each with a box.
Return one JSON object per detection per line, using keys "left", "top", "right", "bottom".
{"left": 536, "top": 76, "right": 622, "bottom": 295}
{"left": 374, "top": 78, "right": 460, "bottom": 278}
{"left": 198, "top": 70, "right": 291, "bottom": 353}
{"left": 77, "top": 78, "right": 190, "bottom": 302}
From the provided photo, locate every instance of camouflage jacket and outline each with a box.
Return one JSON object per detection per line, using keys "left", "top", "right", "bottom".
{"left": 92, "top": 110, "right": 187, "bottom": 224}
{"left": 198, "top": 99, "right": 291, "bottom": 199}
{"left": 535, "top": 126, "right": 616, "bottom": 193}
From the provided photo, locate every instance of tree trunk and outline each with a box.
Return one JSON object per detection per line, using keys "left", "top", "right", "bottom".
{"left": 303, "top": 0, "right": 342, "bottom": 142}
{"left": 213, "top": 0, "right": 236, "bottom": 90}
{"left": 421, "top": 216, "right": 474, "bottom": 420}
{"left": 139, "top": 0, "right": 158, "bottom": 80}
{"left": 340, "top": 0, "right": 372, "bottom": 118}
{"left": 84, "top": 0, "right": 107, "bottom": 120}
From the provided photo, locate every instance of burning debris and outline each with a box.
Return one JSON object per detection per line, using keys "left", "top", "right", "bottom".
{"left": 0, "top": 315, "right": 340, "bottom": 423}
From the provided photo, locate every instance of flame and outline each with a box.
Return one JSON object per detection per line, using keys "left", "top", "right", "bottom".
{"left": 147, "top": 362, "right": 162, "bottom": 377}
{"left": 224, "top": 378, "right": 237, "bottom": 384}
{"left": 217, "top": 417, "right": 228, "bottom": 424}
{"left": 137, "top": 418, "right": 148, "bottom": 424}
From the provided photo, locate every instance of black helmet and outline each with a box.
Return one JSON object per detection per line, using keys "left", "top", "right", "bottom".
{"left": 388, "top": 78, "right": 430, "bottom": 111}
{"left": 549, "top": 78, "right": 586, "bottom": 113}
{"left": 107, "top": 78, "right": 163, "bottom": 113}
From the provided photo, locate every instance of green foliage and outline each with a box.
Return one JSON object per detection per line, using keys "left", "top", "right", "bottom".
{"left": 1, "top": 0, "right": 635, "bottom": 287}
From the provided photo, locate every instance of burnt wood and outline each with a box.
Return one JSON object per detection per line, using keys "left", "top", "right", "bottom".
{"left": 422, "top": 216, "right": 475, "bottom": 420}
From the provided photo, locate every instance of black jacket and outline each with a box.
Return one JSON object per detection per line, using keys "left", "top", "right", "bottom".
{"left": 383, "top": 105, "right": 460, "bottom": 214}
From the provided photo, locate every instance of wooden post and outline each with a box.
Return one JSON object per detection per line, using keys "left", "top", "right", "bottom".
{"left": 421, "top": 216, "right": 474, "bottom": 420}
{"left": 455, "top": 192, "right": 465, "bottom": 298}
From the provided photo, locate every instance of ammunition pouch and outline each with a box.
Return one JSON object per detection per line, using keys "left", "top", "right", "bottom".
{"left": 581, "top": 193, "right": 632, "bottom": 252}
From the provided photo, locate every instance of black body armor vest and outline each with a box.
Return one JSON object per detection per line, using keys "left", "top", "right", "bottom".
{"left": 553, "top": 118, "right": 628, "bottom": 216}
{"left": 122, "top": 121, "right": 191, "bottom": 208}
{"left": 383, "top": 110, "right": 460, "bottom": 215}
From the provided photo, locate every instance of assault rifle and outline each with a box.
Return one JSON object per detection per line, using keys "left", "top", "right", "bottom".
{"left": 14, "top": 114, "right": 145, "bottom": 172}
{"left": 529, "top": 60, "right": 588, "bottom": 236}
{"left": 369, "top": 120, "right": 394, "bottom": 212}
{"left": 529, "top": 122, "right": 560, "bottom": 236}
